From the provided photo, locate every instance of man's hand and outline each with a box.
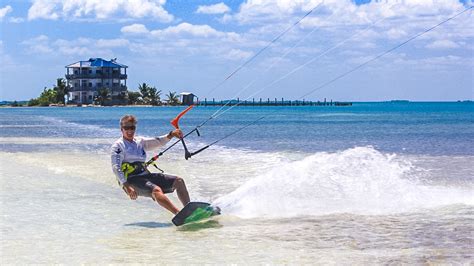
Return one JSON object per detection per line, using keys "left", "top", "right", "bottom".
{"left": 168, "top": 129, "right": 183, "bottom": 139}
{"left": 123, "top": 183, "right": 137, "bottom": 200}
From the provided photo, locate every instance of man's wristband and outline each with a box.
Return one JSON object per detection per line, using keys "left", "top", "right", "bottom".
{"left": 167, "top": 130, "right": 173, "bottom": 139}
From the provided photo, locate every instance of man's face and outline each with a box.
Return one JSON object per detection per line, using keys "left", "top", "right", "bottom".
{"left": 121, "top": 123, "right": 136, "bottom": 140}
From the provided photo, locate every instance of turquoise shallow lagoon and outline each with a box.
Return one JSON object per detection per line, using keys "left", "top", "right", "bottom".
{"left": 1, "top": 102, "right": 473, "bottom": 264}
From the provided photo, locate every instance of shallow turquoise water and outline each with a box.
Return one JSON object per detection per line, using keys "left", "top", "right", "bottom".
{"left": 0, "top": 102, "right": 473, "bottom": 264}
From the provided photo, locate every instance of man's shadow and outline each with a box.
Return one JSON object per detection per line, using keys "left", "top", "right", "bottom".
{"left": 124, "top": 221, "right": 173, "bottom": 228}
{"left": 124, "top": 219, "right": 222, "bottom": 231}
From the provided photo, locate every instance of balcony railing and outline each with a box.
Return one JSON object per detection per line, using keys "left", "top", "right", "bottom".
{"left": 69, "top": 85, "right": 127, "bottom": 92}
{"left": 65, "top": 73, "right": 127, "bottom": 79}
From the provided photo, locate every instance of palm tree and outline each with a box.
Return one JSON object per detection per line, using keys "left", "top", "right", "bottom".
{"left": 127, "top": 90, "right": 141, "bottom": 105}
{"left": 53, "top": 78, "right": 69, "bottom": 104}
{"left": 138, "top": 83, "right": 150, "bottom": 104}
{"left": 148, "top": 87, "right": 162, "bottom": 106}
{"left": 95, "top": 88, "right": 111, "bottom": 106}
{"left": 166, "top": 91, "right": 180, "bottom": 106}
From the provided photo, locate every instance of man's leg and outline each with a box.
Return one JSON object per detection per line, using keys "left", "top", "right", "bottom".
{"left": 173, "top": 177, "right": 190, "bottom": 206}
{"left": 151, "top": 186, "right": 180, "bottom": 215}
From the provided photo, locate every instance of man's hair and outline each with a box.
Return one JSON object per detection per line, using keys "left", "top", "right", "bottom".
{"left": 120, "top": 115, "right": 137, "bottom": 127}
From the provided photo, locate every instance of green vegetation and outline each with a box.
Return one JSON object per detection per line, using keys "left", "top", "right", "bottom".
{"left": 0, "top": 100, "right": 27, "bottom": 107}
{"left": 28, "top": 87, "right": 59, "bottom": 106}
{"left": 27, "top": 79, "right": 182, "bottom": 106}
{"left": 137, "top": 83, "right": 162, "bottom": 105}
{"left": 127, "top": 91, "right": 141, "bottom": 105}
{"left": 127, "top": 83, "right": 181, "bottom": 106}
{"left": 166, "top": 91, "right": 180, "bottom": 105}
{"left": 94, "top": 88, "right": 111, "bottom": 106}
{"left": 28, "top": 78, "right": 69, "bottom": 106}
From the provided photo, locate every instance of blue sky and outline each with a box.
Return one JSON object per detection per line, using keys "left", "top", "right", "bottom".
{"left": 0, "top": 0, "right": 473, "bottom": 101}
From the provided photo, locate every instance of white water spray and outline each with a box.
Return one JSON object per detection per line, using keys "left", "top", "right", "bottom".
{"left": 214, "top": 147, "right": 473, "bottom": 218}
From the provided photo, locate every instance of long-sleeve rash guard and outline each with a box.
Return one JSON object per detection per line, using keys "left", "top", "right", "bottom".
{"left": 111, "top": 135, "right": 170, "bottom": 185}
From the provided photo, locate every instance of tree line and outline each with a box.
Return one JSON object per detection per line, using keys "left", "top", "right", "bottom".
{"left": 28, "top": 78, "right": 69, "bottom": 106}
{"left": 27, "top": 79, "right": 182, "bottom": 106}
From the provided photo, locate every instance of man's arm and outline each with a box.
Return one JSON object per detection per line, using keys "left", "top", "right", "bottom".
{"left": 111, "top": 143, "right": 127, "bottom": 185}
{"left": 142, "top": 129, "right": 182, "bottom": 151}
{"left": 111, "top": 143, "right": 137, "bottom": 199}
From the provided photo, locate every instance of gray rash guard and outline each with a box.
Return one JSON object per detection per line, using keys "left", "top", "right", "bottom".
{"left": 111, "top": 135, "right": 170, "bottom": 185}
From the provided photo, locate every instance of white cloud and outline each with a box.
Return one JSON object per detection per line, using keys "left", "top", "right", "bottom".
{"left": 386, "top": 28, "right": 407, "bottom": 40}
{"left": 28, "top": 0, "right": 173, "bottom": 22}
{"left": 28, "top": 1, "right": 59, "bottom": 20}
{"left": 21, "top": 35, "right": 130, "bottom": 57}
{"left": 0, "top": 5, "right": 13, "bottom": 21}
{"left": 121, "top": 24, "right": 150, "bottom": 35}
{"left": 224, "top": 49, "right": 253, "bottom": 60}
{"left": 234, "top": 0, "right": 321, "bottom": 24}
{"left": 9, "top": 17, "right": 25, "bottom": 23}
{"left": 196, "top": 3, "right": 230, "bottom": 14}
{"left": 393, "top": 55, "right": 470, "bottom": 71}
{"left": 21, "top": 35, "right": 54, "bottom": 54}
{"left": 97, "top": 38, "right": 130, "bottom": 48}
{"left": 233, "top": 0, "right": 468, "bottom": 28}
{"left": 151, "top": 22, "right": 226, "bottom": 38}
{"left": 426, "top": 39, "right": 460, "bottom": 49}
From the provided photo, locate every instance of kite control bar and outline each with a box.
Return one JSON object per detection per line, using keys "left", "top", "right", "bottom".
{"left": 145, "top": 105, "right": 199, "bottom": 168}
{"left": 171, "top": 105, "right": 195, "bottom": 160}
{"left": 145, "top": 104, "right": 262, "bottom": 168}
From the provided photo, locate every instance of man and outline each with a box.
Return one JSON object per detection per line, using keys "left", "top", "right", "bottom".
{"left": 111, "top": 114, "right": 190, "bottom": 215}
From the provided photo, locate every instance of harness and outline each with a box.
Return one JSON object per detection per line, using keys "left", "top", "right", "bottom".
{"left": 121, "top": 161, "right": 149, "bottom": 179}
{"left": 121, "top": 161, "right": 164, "bottom": 180}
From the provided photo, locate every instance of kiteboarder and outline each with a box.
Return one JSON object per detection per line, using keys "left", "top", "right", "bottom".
{"left": 111, "top": 114, "right": 190, "bottom": 214}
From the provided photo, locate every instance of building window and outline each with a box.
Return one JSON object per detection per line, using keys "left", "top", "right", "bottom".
{"left": 89, "top": 83, "right": 92, "bottom": 87}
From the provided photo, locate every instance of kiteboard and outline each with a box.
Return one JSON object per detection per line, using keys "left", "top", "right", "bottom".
{"left": 172, "top": 202, "right": 221, "bottom": 226}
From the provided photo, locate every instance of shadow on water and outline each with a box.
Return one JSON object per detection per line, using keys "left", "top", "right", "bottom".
{"left": 124, "top": 221, "right": 173, "bottom": 228}
{"left": 177, "top": 220, "right": 223, "bottom": 232}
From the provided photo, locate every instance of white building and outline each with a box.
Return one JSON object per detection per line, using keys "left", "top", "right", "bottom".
{"left": 65, "top": 58, "right": 128, "bottom": 105}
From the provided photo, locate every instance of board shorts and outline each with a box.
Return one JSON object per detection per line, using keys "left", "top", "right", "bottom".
{"left": 126, "top": 172, "right": 177, "bottom": 197}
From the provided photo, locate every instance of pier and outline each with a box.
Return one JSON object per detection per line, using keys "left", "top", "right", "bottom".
{"left": 197, "top": 98, "right": 352, "bottom": 106}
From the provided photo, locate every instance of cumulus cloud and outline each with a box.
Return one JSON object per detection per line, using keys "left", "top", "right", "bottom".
{"left": 21, "top": 35, "right": 54, "bottom": 54}
{"left": 0, "top": 5, "right": 13, "bottom": 21}
{"left": 119, "top": 22, "right": 248, "bottom": 61}
{"left": 97, "top": 38, "right": 130, "bottom": 48}
{"left": 121, "top": 24, "right": 150, "bottom": 34}
{"left": 151, "top": 22, "right": 228, "bottom": 38}
{"left": 233, "top": 0, "right": 469, "bottom": 28}
{"left": 426, "top": 39, "right": 460, "bottom": 49}
{"left": 196, "top": 3, "right": 231, "bottom": 14}
{"left": 386, "top": 28, "right": 407, "bottom": 40}
{"left": 27, "top": 0, "right": 173, "bottom": 22}
{"left": 224, "top": 49, "right": 253, "bottom": 60}
{"left": 21, "top": 35, "right": 129, "bottom": 57}
{"left": 9, "top": 17, "right": 25, "bottom": 23}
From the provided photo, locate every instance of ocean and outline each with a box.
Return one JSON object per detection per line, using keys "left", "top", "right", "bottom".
{"left": 1, "top": 102, "right": 473, "bottom": 264}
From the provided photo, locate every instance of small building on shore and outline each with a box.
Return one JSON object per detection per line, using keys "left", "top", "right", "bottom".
{"left": 180, "top": 92, "right": 197, "bottom": 105}
{"left": 65, "top": 58, "right": 128, "bottom": 105}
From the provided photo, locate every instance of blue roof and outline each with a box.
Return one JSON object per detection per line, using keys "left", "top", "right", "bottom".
{"left": 65, "top": 58, "right": 127, "bottom": 68}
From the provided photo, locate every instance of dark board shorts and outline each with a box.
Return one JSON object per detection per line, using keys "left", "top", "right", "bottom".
{"left": 127, "top": 173, "right": 177, "bottom": 197}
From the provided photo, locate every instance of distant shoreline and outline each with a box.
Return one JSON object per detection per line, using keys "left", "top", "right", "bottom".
{"left": 1, "top": 100, "right": 472, "bottom": 108}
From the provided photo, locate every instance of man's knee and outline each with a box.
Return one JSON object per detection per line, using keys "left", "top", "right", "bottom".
{"left": 173, "top": 177, "right": 185, "bottom": 188}
{"left": 152, "top": 186, "right": 163, "bottom": 196}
